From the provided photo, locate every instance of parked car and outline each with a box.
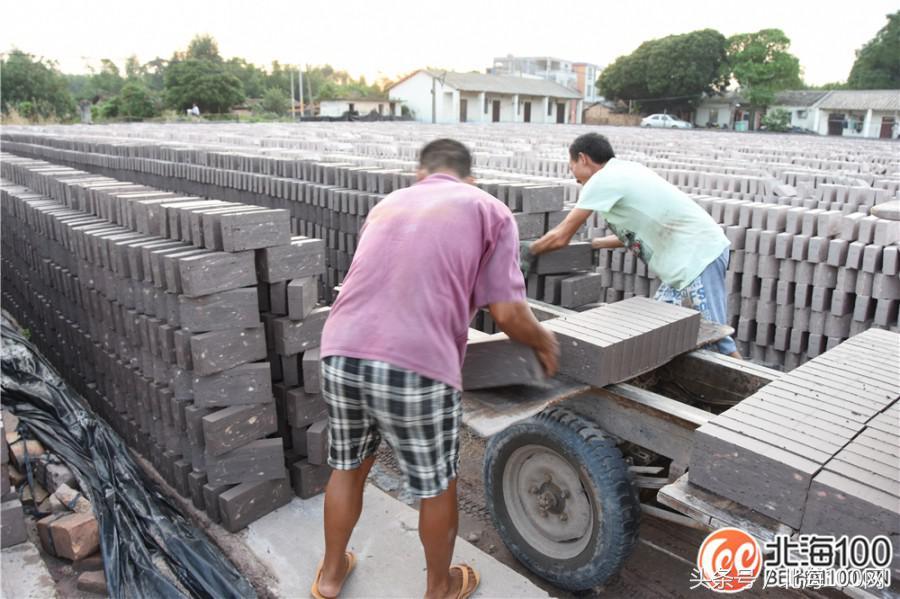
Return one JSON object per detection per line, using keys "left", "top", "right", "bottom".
{"left": 640, "top": 114, "right": 693, "bottom": 129}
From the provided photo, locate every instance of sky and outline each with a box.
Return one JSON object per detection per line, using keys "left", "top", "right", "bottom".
{"left": 1, "top": 0, "right": 896, "bottom": 86}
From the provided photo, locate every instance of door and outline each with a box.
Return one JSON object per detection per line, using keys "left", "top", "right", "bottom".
{"left": 828, "top": 113, "right": 844, "bottom": 136}
{"left": 492, "top": 100, "right": 501, "bottom": 122}
{"left": 556, "top": 103, "right": 565, "bottom": 123}
{"left": 523, "top": 101, "right": 531, "bottom": 123}
{"left": 460, "top": 99, "right": 468, "bottom": 123}
{"left": 880, "top": 117, "right": 895, "bottom": 139}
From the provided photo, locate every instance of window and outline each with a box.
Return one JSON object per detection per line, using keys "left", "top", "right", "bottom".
{"left": 797, "top": 110, "right": 807, "bottom": 119}
{"left": 709, "top": 110, "right": 719, "bottom": 124}
{"left": 548, "top": 99, "right": 553, "bottom": 115}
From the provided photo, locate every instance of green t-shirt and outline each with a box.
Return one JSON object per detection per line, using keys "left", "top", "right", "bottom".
{"left": 576, "top": 158, "right": 729, "bottom": 290}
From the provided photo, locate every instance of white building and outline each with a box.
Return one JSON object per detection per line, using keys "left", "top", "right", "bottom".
{"left": 388, "top": 70, "right": 583, "bottom": 124}
{"left": 767, "top": 90, "right": 830, "bottom": 131}
{"left": 490, "top": 56, "right": 578, "bottom": 90}
{"left": 318, "top": 98, "right": 397, "bottom": 118}
{"left": 811, "top": 90, "right": 900, "bottom": 139}
{"left": 489, "top": 55, "right": 602, "bottom": 107}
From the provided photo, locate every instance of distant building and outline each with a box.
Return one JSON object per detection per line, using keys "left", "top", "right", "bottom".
{"left": 319, "top": 98, "right": 397, "bottom": 118}
{"left": 811, "top": 90, "right": 900, "bottom": 138}
{"left": 573, "top": 62, "right": 602, "bottom": 104}
{"left": 388, "top": 70, "right": 583, "bottom": 124}
{"left": 695, "top": 89, "right": 900, "bottom": 137}
{"left": 488, "top": 56, "right": 601, "bottom": 122}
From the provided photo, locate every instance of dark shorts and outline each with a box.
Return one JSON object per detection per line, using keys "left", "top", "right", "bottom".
{"left": 321, "top": 355, "right": 462, "bottom": 499}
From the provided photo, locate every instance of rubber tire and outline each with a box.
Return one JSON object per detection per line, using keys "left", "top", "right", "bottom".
{"left": 484, "top": 407, "right": 641, "bottom": 591}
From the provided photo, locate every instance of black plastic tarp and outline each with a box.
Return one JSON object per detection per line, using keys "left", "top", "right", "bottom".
{"left": 1, "top": 316, "right": 256, "bottom": 599}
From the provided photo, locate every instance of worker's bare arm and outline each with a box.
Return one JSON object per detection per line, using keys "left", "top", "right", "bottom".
{"left": 591, "top": 235, "right": 624, "bottom": 250}
{"left": 488, "top": 301, "right": 559, "bottom": 376}
{"left": 529, "top": 208, "right": 593, "bottom": 255}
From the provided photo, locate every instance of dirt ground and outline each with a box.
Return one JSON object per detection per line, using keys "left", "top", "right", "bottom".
{"left": 371, "top": 428, "right": 838, "bottom": 599}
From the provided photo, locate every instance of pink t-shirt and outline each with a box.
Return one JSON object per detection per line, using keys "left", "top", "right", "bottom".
{"left": 320, "top": 173, "right": 526, "bottom": 389}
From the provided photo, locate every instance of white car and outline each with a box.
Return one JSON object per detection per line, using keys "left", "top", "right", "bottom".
{"left": 640, "top": 114, "right": 693, "bottom": 129}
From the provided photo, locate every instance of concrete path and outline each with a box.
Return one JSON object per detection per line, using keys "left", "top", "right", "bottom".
{"left": 1, "top": 540, "right": 57, "bottom": 599}
{"left": 241, "top": 484, "right": 550, "bottom": 598}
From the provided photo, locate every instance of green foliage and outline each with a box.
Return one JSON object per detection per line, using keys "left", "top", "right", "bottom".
{"left": 727, "top": 29, "right": 802, "bottom": 107}
{"left": 259, "top": 87, "right": 291, "bottom": 115}
{"left": 164, "top": 58, "right": 245, "bottom": 113}
{"left": 597, "top": 29, "right": 729, "bottom": 112}
{"left": 847, "top": 11, "right": 900, "bottom": 89}
{"left": 98, "top": 96, "right": 121, "bottom": 119}
{"left": 761, "top": 108, "right": 791, "bottom": 131}
{"left": 5, "top": 34, "right": 390, "bottom": 122}
{"left": 226, "top": 58, "right": 267, "bottom": 98}
{"left": 186, "top": 34, "right": 222, "bottom": 62}
{"left": 119, "top": 82, "right": 161, "bottom": 118}
{"left": 0, "top": 50, "right": 76, "bottom": 119}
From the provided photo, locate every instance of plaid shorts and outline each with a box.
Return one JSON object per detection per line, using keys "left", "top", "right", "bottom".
{"left": 321, "top": 355, "right": 462, "bottom": 499}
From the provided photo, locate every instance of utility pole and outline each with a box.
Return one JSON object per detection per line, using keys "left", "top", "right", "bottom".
{"left": 290, "top": 70, "right": 296, "bottom": 119}
{"left": 306, "top": 64, "right": 313, "bottom": 117}
{"left": 298, "top": 68, "right": 304, "bottom": 117}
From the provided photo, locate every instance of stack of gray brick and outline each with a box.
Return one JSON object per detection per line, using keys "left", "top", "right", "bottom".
{"left": 542, "top": 297, "right": 700, "bottom": 387}
{"left": 0, "top": 157, "right": 300, "bottom": 531}
{"left": 690, "top": 328, "right": 899, "bottom": 531}
{"left": 2, "top": 128, "right": 897, "bottom": 375}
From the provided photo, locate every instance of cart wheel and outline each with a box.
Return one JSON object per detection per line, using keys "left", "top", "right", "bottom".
{"left": 484, "top": 406, "right": 640, "bottom": 591}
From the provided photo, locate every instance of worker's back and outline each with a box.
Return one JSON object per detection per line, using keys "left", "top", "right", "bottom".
{"left": 320, "top": 173, "right": 525, "bottom": 389}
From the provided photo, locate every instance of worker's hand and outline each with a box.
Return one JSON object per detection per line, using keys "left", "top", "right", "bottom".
{"left": 535, "top": 328, "right": 560, "bottom": 377}
{"left": 519, "top": 241, "right": 538, "bottom": 278}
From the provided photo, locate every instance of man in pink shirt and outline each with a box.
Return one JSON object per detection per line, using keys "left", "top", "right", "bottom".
{"left": 311, "top": 139, "right": 559, "bottom": 599}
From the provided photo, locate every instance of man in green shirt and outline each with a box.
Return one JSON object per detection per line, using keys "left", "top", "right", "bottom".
{"left": 525, "top": 132, "right": 740, "bottom": 357}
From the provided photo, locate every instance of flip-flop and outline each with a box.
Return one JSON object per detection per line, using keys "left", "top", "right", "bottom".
{"left": 450, "top": 563, "right": 480, "bottom": 599}
{"left": 311, "top": 551, "right": 357, "bottom": 599}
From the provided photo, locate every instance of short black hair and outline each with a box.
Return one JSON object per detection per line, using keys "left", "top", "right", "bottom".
{"left": 418, "top": 138, "right": 472, "bottom": 178}
{"left": 569, "top": 133, "right": 615, "bottom": 164}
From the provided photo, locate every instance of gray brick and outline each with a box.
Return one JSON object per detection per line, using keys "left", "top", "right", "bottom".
{"left": 178, "top": 251, "right": 257, "bottom": 298}
{"left": 189, "top": 327, "right": 267, "bottom": 376}
{"left": 306, "top": 419, "right": 329, "bottom": 466}
{"left": 290, "top": 459, "right": 331, "bottom": 499}
{"left": 218, "top": 209, "right": 291, "bottom": 252}
{"left": 219, "top": 477, "right": 292, "bottom": 533}
{"left": 287, "top": 277, "right": 318, "bottom": 320}
{"left": 206, "top": 438, "right": 285, "bottom": 485}
{"left": 534, "top": 242, "right": 593, "bottom": 274}
{"left": 272, "top": 307, "right": 330, "bottom": 355}
{"left": 255, "top": 237, "right": 326, "bottom": 283}
{"left": 302, "top": 348, "right": 321, "bottom": 394}
{"left": 177, "top": 288, "right": 259, "bottom": 333}
{"left": 202, "top": 403, "right": 278, "bottom": 457}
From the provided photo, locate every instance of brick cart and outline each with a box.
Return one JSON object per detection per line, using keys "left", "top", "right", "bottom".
{"left": 463, "top": 301, "right": 899, "bottom": 595}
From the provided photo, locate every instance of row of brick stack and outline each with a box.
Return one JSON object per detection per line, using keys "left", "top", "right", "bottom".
{"left": 2, "top": 130, "right": 897, "bottom": 372}
{"left": 0, "top": 155, "right": 337, "bottom": 531}
{"left": 582, "top": 193, "right": 900, "bottom": 370}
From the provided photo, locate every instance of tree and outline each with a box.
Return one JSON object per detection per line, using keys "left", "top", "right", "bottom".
{"left": 164, "top": 58, "right": 244, "bottom": 113}
{"left": 0, "top": 49, "right": 75, "bottom": 119}
{"left": 727, "top": 29, "right": 802, "bottom": 107}
{"left": 597, "top": 29, "right": 729, "bottom": 113}
{"left": 226, "top": 58, "right": 267, "bottom": 98}
{"left": 125, "top": 55, "right": 144, "bottom": 80}
{"left": 847, "top": 11, "right": 900, "bottom": 89}
{"left": 761, "top": 108, "right": 791, "bottom": 132}
{"left": 186, "top": 34, "right": 222, "bottom": 62}
{"left": 142, "top": 58, "right": 168, "bottom": 91}
{"left": 259, "top": 87, "right": 291, "bottom": 114}
{"left": 119, "top": 82, "right": 161, "bottom": 118}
